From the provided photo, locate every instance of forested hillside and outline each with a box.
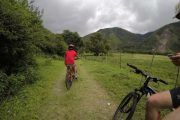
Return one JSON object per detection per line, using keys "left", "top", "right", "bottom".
{"left": 83, "top": 22, "right": 180, "bottom": 54}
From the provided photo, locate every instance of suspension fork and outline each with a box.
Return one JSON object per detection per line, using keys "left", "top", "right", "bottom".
{"left": 134, "top": 89, "right": 144, "bottom": 103}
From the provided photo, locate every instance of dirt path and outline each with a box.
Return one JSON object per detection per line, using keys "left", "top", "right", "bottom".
{"left": 39, "top": 60, "right": 116, "bottom": 120}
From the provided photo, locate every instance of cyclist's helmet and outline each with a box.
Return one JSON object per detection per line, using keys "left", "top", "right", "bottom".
{"left": 68, "top": 44, "right": 75, "bottom": 50}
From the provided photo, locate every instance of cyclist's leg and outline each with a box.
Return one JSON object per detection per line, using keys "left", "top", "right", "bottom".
{"left": 73, "top": 63, "right": 78, "bottom": 79}
{"left": 66, "top": 65, "right": 69, "bottom": 75}
{"left": 162, "top": 107, "right": 180, "bottom": 120}
{"left": 145, "top": 91, "right": 172, "bottom": 120}
{"left": 162, "top": 87, "right": 180, "bottom": 120}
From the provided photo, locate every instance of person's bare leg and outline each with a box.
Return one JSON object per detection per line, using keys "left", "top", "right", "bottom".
{"left": 162, "top": 107, "right": 180, "bottom": 120}
{"left": 74, "top": 64, "right": 77, "bottom": 78}
{"left": 145, "top": 91, "right": 172, "bottom": 120}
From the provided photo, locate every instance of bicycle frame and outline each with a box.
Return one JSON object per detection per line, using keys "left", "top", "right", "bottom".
{"left": 132, "top": 76, "right": 157, "bottom": 105}
{"left": 66, "top": 65, "right": 74, "bottom": 80}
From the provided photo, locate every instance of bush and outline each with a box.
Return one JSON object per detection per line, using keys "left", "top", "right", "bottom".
{"left": 0, "top": 71, "right": 24, "bottom": 101}
{"left": 7, "top": 74, "right": 25, "bottom": 95}
{"left": 24, "top": 67, "right": 39, "bottom": 84}
{"left": 0, "top": 67, "right": 39, "bottom": 102}
{"left": 0, "top": 71, "right": 8, "bottom": 98}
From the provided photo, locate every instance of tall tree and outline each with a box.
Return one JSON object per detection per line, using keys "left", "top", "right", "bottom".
{"left": 88, "top": 33, "right": 110, "bottom": 56}
{"left": 62, "top": 30, "right": 83, "bottom": 50}
{"left": 0, "top": 0, "right": 43, "bottom": 74}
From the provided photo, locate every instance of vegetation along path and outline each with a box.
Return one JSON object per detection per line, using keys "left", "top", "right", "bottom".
{"left": 0, "top": 58, "right": 116, "bottom": 120}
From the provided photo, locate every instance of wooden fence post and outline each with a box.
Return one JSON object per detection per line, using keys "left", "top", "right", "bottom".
{"left": 119, "top": 51, "right": 122, "bottom": 69}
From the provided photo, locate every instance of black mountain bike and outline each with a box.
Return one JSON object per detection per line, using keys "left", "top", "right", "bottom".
{"left": 113, "top": 63, "right": 168, "bottom": 120}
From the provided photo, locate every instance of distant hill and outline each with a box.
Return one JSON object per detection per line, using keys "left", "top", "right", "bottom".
{"left": 83, "top": 21, "right": 180, "bottom": 54}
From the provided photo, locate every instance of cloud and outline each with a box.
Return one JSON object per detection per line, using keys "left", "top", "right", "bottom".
{"left": 33, "top": 0, "right": 179, "bottom": 36}
{"left": 120, "top": 0, "right": 179, "bottom": 33}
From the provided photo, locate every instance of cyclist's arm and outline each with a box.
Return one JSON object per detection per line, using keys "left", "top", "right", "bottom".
{"left": 75, "top": 52, "right": 80, "bottom": 60}
{"left": 64, "top": 54, "right": 67, "bottom": 65}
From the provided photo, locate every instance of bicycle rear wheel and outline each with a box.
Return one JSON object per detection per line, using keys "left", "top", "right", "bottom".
{"left": 113, "top": 92, "right": 139, "bottom": 120}
{"left": 65, "top": 73, "right": 72, "bottom": 90}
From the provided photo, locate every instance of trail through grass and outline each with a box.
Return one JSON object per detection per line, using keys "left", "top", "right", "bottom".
{"left": 0, "top": 57, "right": 116, "bottom": 120}
{"left": 38, "top": 60, "right": 116, "bottom": 120}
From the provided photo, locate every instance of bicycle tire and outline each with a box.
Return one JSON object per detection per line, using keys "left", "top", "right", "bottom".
{"left": 65, "top": 79, "right": 72, "bottom": 90}
{"left": 113, "top": 92, "right": 138, "bottom": 120}
{"left": 65, "top": 73, "right": 72, "bottom": 90}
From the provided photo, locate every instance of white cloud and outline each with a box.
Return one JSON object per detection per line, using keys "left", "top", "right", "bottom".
{"left": 33, "top": 0, "right": 180, "bottom": 36}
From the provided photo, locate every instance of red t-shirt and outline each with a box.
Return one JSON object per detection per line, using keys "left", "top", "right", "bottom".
{"left": 65, "top": 50, "right": 77, "bottom": 65}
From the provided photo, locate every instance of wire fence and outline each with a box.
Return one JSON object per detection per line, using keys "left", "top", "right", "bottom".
{"left": 81, "top": 52, "right": 180, "bottom": 87}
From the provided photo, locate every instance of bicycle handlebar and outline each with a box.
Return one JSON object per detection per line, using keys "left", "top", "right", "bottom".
{"left": 127, "top": 63, "right": 168, "bottom": 85}
{"left": 157, "top": 79, "right": 168, "bottom": 85}
{"left": 127, "top": 63, "right": 146, "bottom": 76}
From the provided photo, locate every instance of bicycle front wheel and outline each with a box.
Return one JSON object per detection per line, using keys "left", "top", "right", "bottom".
{"left": 113, "top": 92, "right": 139, "bottom": 120}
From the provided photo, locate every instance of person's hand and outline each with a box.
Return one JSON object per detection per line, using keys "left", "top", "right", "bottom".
{"left": 169, "top": 53, "right": 180, "bottom": 66}
{"left": 75, "top": 55, "right": 80, "bottom": 60}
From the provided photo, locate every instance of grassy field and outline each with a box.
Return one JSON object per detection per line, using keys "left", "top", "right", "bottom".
{"left": 0, "top": 54, "right": 179, "bottom": 120}
{"left": 82, "top": 53, "right": 179, "bottom": 119}
{"left": 0, "top": 57, "right": 65, "bottom": 120}
{"left": 84, "top": 53, "right": 179, "bottom": 86}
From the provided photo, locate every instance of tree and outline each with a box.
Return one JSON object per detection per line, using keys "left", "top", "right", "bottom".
{"left": 0, "top": 0, "right": 45, "bottom": 99}
{"left": 0, "top": 0, "right": 45, "bottom": 74}
{"left": 88, "top": 33, "right": 110, "bottom": 56}
{"left": 55, "top": 34, "right": 67, "bottom": 56}
{"left": 62, "top": 30, "right": 83, "bottom": 51}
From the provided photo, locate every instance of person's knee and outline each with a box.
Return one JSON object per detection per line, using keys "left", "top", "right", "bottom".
{"left": 146, "top": 96, "right": 160, "bottom": 109}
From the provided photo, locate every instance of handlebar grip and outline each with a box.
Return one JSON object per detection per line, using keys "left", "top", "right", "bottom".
{"left": 127, "top": 63, "right": 137, "bottom": 69}
{"left": 127, "top": 63, "right": 145, "bottom": 75}
{"left": 158, "top": 79, "right": 168, "bottom": 85}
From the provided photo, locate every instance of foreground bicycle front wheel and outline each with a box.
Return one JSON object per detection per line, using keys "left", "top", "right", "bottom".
{"left": 113, "top": 92, "right": 139, "bottom": 120}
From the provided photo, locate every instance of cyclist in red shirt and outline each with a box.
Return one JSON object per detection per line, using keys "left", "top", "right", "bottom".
{"left": 64, "top": 44, "right": 78, "bottom": 79}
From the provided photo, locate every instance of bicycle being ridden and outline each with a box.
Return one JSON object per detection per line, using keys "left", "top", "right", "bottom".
{"left": 64, "top": 44, "right": 79, "bottom": 90}
{"left": 113, "top": 63, "right": 169, "bottom": 120}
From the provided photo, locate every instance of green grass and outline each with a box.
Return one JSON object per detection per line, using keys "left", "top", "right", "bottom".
{"left": 82, "top": 53, "right": 178, "bottom": 119}
{"left": 0, "top": 57, "right": 65, "bottom": 120}
{"left": 0, "top": 54, "right": 178, "bottom": 120}
{"left": 0, "top": 57, "right": 114, "bottom": 120}
{"left": 84, "top": 53, "right": 179, "bottom": 86}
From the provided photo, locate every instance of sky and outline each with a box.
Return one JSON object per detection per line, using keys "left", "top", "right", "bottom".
{"left": 32, "top": 0, "right": 180, "bottom": 36}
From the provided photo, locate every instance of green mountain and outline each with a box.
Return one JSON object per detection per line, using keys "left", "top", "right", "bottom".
{"left": 83, "top": 21, "right": 180, "bottom": 54}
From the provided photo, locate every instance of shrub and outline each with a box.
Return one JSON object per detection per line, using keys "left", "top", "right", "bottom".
{"left": 7, "top": 74, "right": 25, "bottom": 95}
{"left": 0, "top": 71, "right": 8, "bottom": 99}
{"left": 24, "top": 67, "right": 39, "bottom": 84}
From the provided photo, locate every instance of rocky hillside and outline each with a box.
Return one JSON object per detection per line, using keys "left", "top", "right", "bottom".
{"left": 83, "top": 21, "right": 180, "bottom": 54}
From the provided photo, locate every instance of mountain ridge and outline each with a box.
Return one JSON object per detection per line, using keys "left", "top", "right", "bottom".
{"left": 83, "top": 21, "right": 180, "bottom": 53}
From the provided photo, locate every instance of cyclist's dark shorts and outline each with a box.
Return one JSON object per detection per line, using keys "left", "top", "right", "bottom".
{"left": 170, "top": 87, "right": 180, "bottom": 108}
